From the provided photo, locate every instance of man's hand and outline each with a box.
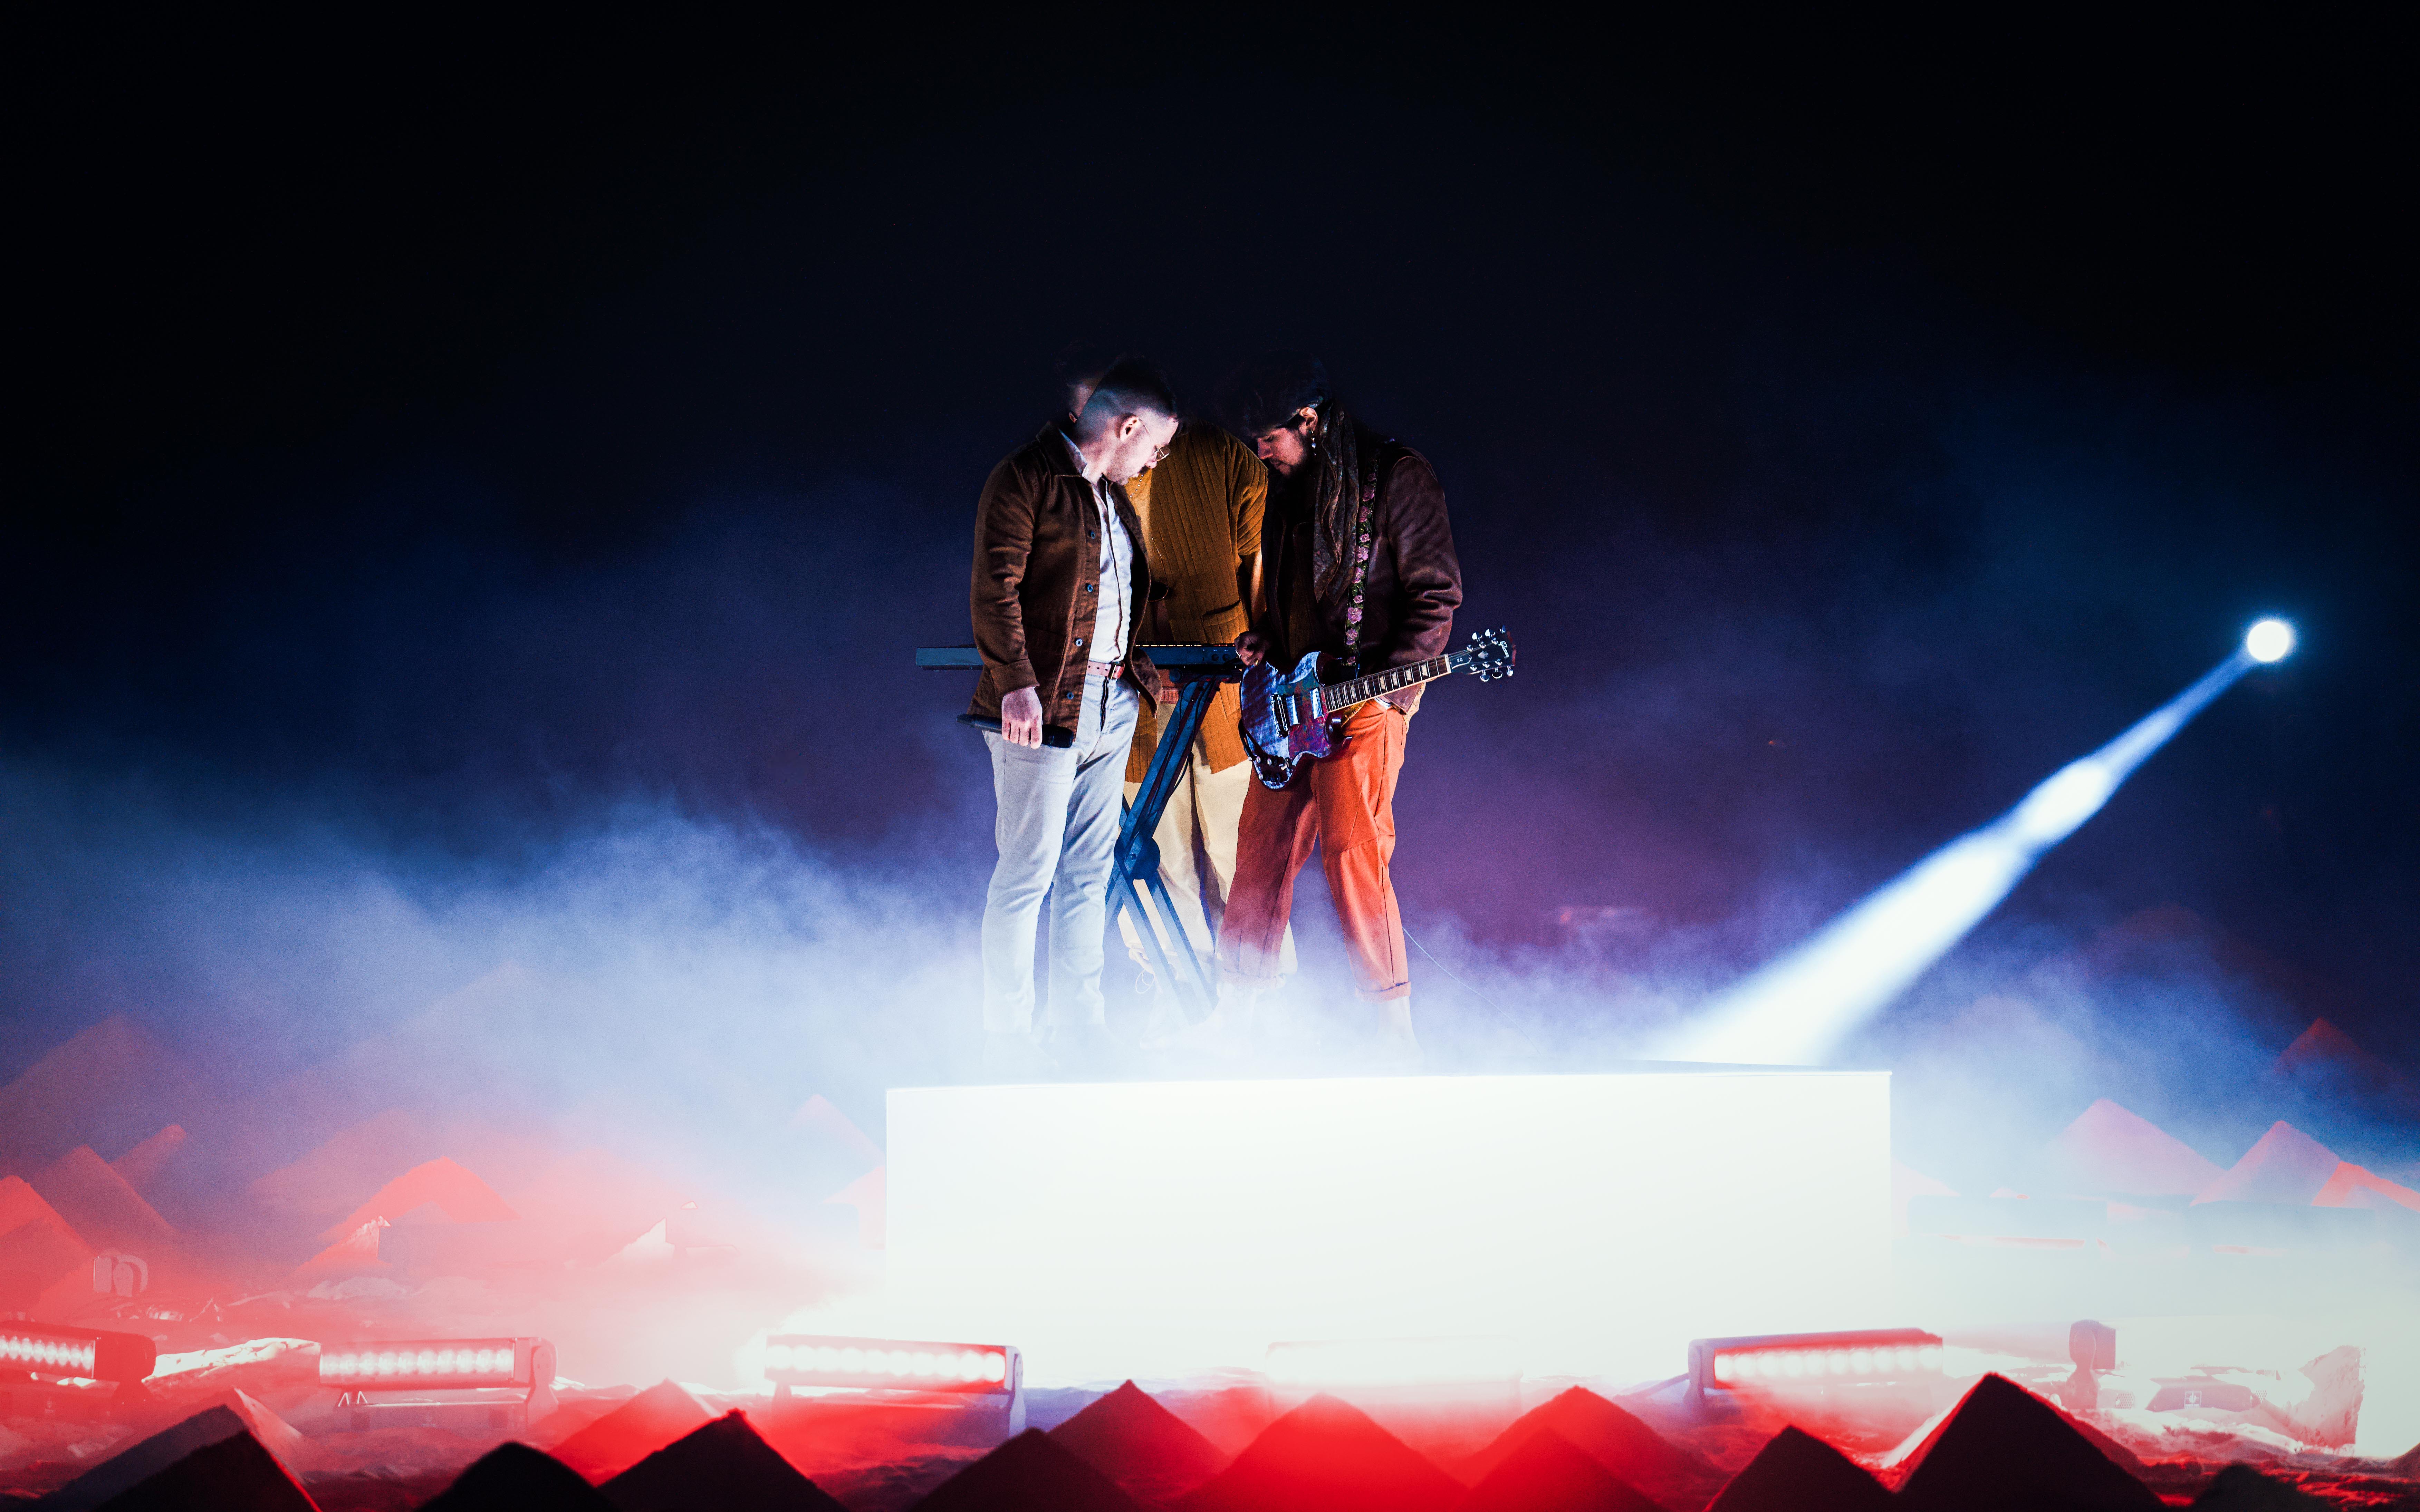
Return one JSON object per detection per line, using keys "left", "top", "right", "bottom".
{"left": 1000, "top": 685, "right": 1044, "bottom": 748}
{"left": 1233, "top": 631, "right": 1268, "bottom": 668}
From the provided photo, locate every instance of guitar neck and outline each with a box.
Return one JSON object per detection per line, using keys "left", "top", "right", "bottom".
{"left": 1316, "top": 653, "right": 1460, "bottom": 717}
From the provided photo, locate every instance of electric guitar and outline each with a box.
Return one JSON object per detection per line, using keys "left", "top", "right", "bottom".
{"left": 1239, "top": 627, "right": 1516, "bottom": 789}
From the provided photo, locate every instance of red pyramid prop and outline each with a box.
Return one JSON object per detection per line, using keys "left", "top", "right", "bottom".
{"left": 0, "top": 1175, "right": 94, "bottom": 1292}
{"left": 249, "top": 1108, "right": 441, "bottom": 1220}
{"left": 80, "top": 1426, "right": 316, "bottom": 1511}
{"left": 1895, "top": 1373, "right": 2159, "bottom": 1512}
{"left": 1705, "top": 1425, "right": 1891, "bottom": 1512}
{"left": 1176, "top": 1392, "right": 1464, "bottom": 1512}
{"left": 0, "top": 1172, "right": 83, "bottom": 1240}
{"left": 33, "top": 1145, "right": 179, "bottom": 1252}
{"left": 554, "top": 1380, "right": 715, "bottom": 1482}
{"left": 503, "top": 1146, "right": 689, "bottom": 1255}
{"left": 1049, "top": 1379, "right": 1230, "bottom": 1498}
{"left": 791, "top": 1094, "right": 885, "bottom": 1167}
{"left": 110, "top": 1125, "right": 189, "bottom": 1194}
{"left": 420, "top": 1441, "right": 617, "bottom": 1510}
{"left": 2195, "top": 1123, "right": 2342, "bottom": 1206}
{"left": 319, "top": 1155, "right": 518, "bottom": 1242}
{"left": 598, "top": 1409, "right": 848, "bottom": 1511}
{"left": 2272, "top": 1018, "right": 2417, "bottom": 1110}
{"left": 2312, "top": 1161, "right": 2420, "bottom": 1213}
{"left": 0, "top": 1016, "right": 200, "bottom": 1171}
{"left": 286, "top": 1215, "right": 391, "bottom": 1281}
{"left": 45, "top": 1392, "right": 306, "bottom": 1511}
{"left": 913, "top": 1426, "right": 1146, "bottom": 1512}
{"left": 2047, "top": 1099, "right": 2225, "bottom": 1196}
{"left": 1459, "top": 1386, "right": 1710, "bottom": 1496}
{"left": 1456, "top": 1426, "right": 1664, "bottom": 1512}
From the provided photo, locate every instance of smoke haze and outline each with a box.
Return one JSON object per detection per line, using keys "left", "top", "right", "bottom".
{"left": 2, "top": 85, "right": 2411, "bottom": 1406}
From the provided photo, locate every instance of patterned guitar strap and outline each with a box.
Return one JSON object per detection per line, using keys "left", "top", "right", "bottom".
{"left": 1336, "top": 442, "right": 1390, "bottom": 682}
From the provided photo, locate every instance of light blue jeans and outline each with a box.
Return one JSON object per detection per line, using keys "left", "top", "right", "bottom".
{"left": 981, "top": 676, "right": 1141, "bottom": 1033}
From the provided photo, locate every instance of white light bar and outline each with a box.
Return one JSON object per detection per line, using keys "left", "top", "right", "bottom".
{"left": 1690, "top": 1328, "right": 1943, "bottom": 1401}
{"left": 1265, "top": 1336, "right": 1522, "bottom": 1389}
{"left": 1, "top": 1322, "right": 156, "bottom": 1385}
{"left": 763, "top": 1334, "right": 1016, "bottom": 1394}
{"left": 318, "top": 1338, "right": 542, "bottom": 1390}
{"left": 4, "top": 1331, "right": 94, "bottom": 1376}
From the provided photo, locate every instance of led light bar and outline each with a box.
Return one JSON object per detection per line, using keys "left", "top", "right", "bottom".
{"left": 1, "top": 1321, "right": 157, "bottom": 1386}
{"left": 1689, "top": 1328, "right": 1943, "bottom": 1403}
{"left": 1264, "top": 1336, "right": 1523, "bottom": 1389}
{"left": 763, "top": 1334, "right": 1017, "bottom": 1394}
{"left": 319, "top": 1338, "right": 540, "bottom": 1389}
{"left": 318, "top": 1336, "right": 558, "bottom": 1432}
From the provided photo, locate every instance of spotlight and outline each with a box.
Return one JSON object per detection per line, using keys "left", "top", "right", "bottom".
{"left": 1669, "top": 616, "right": 2289, "bottom": 1064}
{"left": 318, "top": 1336, "right": 556, "bottom": 1431}
{"left": 1, "top": 1321, "right": 156, "bottom": 1395}
{"left": 2244, "top": 618, "right": 2295, "bottom": 663}
{"left": 762, "top": 1332, "right": 1024, "bottom": 1434}
{"left": 1688, "top": 1328, "right": 1943, "bottom": 1408}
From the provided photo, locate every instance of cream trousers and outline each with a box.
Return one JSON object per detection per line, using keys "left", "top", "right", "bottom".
{"left": 1120, "top": 750, "right": 1296, "bottom": 978}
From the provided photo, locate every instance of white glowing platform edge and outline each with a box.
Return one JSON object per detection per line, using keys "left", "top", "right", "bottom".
{"left": 883, "top": 1069, "right": 1891, "bottom": 1384}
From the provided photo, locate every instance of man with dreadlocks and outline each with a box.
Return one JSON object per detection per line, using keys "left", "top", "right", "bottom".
{"left": 1211, "top": 352, "right": 1462, "bottom": 1060}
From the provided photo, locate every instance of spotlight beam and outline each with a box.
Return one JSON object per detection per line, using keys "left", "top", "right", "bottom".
{"left": 1667, "top": 627, "right": 2289, "bottom": 1066}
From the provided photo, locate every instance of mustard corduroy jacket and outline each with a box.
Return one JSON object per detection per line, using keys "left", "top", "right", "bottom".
{"left": 1123, "top": 423, "right": 1266, "bottom": 778}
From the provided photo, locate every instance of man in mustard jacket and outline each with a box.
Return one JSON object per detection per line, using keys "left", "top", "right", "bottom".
{"left": 1113, "top": 418, "right": 1297, "bottom": 1007}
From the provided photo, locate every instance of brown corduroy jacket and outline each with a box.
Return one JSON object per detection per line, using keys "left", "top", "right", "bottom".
{"left": 968, "top": 423, "right": 1172, "bottom": 726}
{"left": 1122, "top": 423, "right": 1265, "bottom": 779}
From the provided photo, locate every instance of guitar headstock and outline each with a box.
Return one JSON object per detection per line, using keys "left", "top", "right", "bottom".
{"left": 1462, "top": 626, "right": 1517, "bottom": 681}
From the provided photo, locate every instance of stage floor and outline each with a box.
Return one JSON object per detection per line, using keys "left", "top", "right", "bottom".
{"left": 883, "top": 1067, "right": 1891, "bottom": 1385}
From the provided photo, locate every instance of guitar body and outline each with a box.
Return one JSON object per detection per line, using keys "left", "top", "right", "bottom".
{"left": 1236, "top": 628, "right": 1515, "bottom": 790}
{"left": 1239, "top": 651, "right": 1345, "bottom": 790}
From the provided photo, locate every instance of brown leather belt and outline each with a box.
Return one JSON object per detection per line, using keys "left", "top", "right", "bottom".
{"left": 1085, "top": 659, "right": 1122, "bottom": 679}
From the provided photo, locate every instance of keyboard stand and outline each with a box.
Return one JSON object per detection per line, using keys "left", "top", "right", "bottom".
{"left": 920, "top": 644, "right": 1243, "bottom": 1024}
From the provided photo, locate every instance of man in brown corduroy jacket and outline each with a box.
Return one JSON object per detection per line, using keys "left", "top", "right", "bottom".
{"left": 1112, "top": 417, "right": 1298, "bottom": 1000}
{"left": 968, "top": 358, "right": 1177, "bottom": 1073}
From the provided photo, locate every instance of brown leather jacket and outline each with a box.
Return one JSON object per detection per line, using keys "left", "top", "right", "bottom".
{"left": 968, "top": 423, "right": 1172, "bottom": 724}
{"left": 1260, "top": 427, "right": 1462, "bottom": 712}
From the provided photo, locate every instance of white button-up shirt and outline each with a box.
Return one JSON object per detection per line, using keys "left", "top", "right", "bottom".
{"left": 1063, "top": 432, "right": 1132, "bottom": 666}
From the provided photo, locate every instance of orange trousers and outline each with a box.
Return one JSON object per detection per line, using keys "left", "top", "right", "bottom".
{"left": 1217, "top": 702, "right": 1411, "bottom": 1001}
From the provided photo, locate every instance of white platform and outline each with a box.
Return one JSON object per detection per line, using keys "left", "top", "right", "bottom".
{"left": 883, "top": 1069, "right": 1892, "bottom": 1385}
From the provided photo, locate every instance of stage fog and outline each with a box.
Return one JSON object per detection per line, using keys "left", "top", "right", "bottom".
{"left": 4, "top": 76, "right": 2413, "bottom": 1510}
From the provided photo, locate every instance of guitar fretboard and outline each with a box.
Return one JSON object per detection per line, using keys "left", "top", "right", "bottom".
{"left": 1314, "top": 653, "right": 1460, "bottom": 718}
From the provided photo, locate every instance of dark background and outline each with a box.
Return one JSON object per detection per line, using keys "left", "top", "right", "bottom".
{"left": 6, "top": 13, "right": 2413, "bottom": 1079}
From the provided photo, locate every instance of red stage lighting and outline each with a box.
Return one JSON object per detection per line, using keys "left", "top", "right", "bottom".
{"left": 764, "top": 1334, "right": 1015, "bottom": 1393}
{"left": 1, "top": 1321, "right": 156, "bottom": 1389}
{"left": 763, "top": 1334, "right": 1024, "bottom": 1434}
{"left": 1688, "top": 1328, "right": 1943, "bottom": 1406}
{"left": 318, "top": 1337, "right": 556, "bottom": 1430}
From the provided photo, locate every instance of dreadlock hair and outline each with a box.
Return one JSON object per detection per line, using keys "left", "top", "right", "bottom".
{"left": 1220, "top": 350, "right": 1366, "bottom": 610}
